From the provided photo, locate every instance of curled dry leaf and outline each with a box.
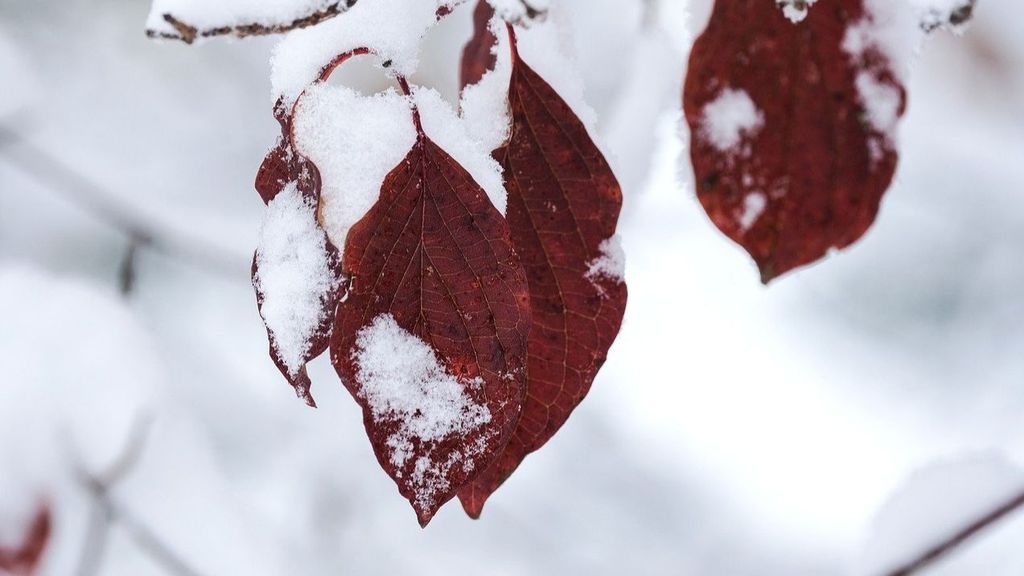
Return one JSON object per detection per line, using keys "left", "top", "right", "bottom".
{"left": 331, "top": 87, "right": 531, "bottom": 526}
{"left": 460, "top": 0, "right": 498, "bottom": 91}
{"left": 458, "top": 26, "right": 628, "bottom": 518}
{"left": 0, "top": 504, "right": 51, "bottom": 576}
{"left": 253, "top": 103, "right": 345, "bottom": 408}
{"left": 684, "top": 0, "right": 906, "bottom": 282}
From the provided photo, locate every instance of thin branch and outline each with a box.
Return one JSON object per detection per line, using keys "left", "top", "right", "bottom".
{"left": 70, "top": 415, "right": 208, "bottom": 576}
{"left": 884, "top": 485, "right": 1024, "bottom": 576}
{"left": 146, "top": 0, "right": 357, "bottom": 44}
{"left": 0, "top": 124, "right": 245, "bottom": 279}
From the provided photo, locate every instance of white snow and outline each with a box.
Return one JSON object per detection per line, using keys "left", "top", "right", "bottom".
{"left": 701, "top": 88, "right": 765, "bottom": 153}
{"left": 415, "top": 87, "right": 508, "bottom": 214}
{"left": 776, "top": 0, "right": 819, "bottom": 24}
{"left": 514, "top": 9, "right": 599, "bottom": 135}
{"left": 292, "top": 84, "right": 418, "bottom": 250}
{"left": 486, "top": 0, "right": 551, "bottom": 22}
{"left": 459, "top": 13, "right": 514, "bottom": 153}
{"left": 146, "top": 0, "right": 339, "bottom": 37}
{"left": 254, "top": 182, "right": 338, "bottom": 376}
{"left": 738, "top": 192, "right": 768, "bottom": 232}
{"left": 861, "top": 455, "right": 1024, "bottom": 575}
{"left": 353, "top": 314, "right": 494, "bottom": 509}
{"left": 587, "top": 235, "right": 627, "bottom": 283}
{"left": 270, "top": 0, "right": 446, "bottom": 105}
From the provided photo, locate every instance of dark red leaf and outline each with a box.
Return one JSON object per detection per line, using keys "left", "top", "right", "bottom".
{"left": 460, "top": 0, "right": 498, "bottom": 91}
{"left": 0, "top": 504, "right": 51, "bottom": 576}
{"left": 330, "top": 102, "right": 531, "bottom": 526}
{"left": 253, "top": 103, "right": 344, "bottom": 408}
{"left": 684, "top": 0, "right": 906, "bottom": 282}
{"left": 458, "top": 28, "right": 628, "bottom": 518}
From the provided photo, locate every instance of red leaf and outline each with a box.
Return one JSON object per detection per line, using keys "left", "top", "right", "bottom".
{"left": 253, "top": 104, "right": 345, "bottom": 407}
{"left": 0, "top": 504, "right": 51, "bottom": 576}
{"left": 458, "top": 28, "right": 628, "bottom": 518}
{"left": 330, "top": 99, "right": 531, "bottom": 526}
{"left": 684, "top": 0, "right": 906, "bottom": 282}
{"left": 460, "top": 0, "right": 498, "bottom": 91}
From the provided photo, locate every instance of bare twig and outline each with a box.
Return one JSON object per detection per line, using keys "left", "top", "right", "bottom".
{"left": 0, "top": 124, "right": 245, "bottom": 279}
{"left": 883, "top": 485, "right": 1024, "bottom": 576}
{"left": 146, "top": 0, "right": 357, "bottom": 44}
{"left": 70, "top": 415, "right": 208, "bottom": 576}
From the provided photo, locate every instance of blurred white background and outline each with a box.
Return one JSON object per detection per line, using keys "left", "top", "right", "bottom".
{"left": 1, "top": 0, "right": 1023, "bottom": 574}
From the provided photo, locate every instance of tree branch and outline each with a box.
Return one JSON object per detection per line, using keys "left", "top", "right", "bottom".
{"left": 146, "top": 0, "right": 358, "bottom": 44}
{"left": 884, "top": 485, "right": 1024, "bottom": 576}
{"left": 71, "top": 415, "right": 209, "bottom": 576}
{"left": 0, "top": 124, "right": 245, "bottom": 280}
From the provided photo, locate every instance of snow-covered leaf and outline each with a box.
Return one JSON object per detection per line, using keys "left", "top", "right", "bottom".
{"left": 458, "top": 25, "right": 627, "bottom": 518}
{"left": 330, "top": 92, "right": 531, "bottom": 526}
{"left": 684, "top": 0, "right": 907, "bottom": 282}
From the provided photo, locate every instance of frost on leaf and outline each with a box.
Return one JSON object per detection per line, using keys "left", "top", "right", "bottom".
{"left": 0, "top": 504, "right": 50, "bottom": 576}
{"left": 253, "top": 107, "right": 344, "bottom": 407}
{"left": 458, "top": 27, "right": 627, "bottom": 519}
{"left": 331, "top": 95, "right": 531, "bottom": 526}
{"left": 685, "top": 0, "right": 906, "bottom": 282}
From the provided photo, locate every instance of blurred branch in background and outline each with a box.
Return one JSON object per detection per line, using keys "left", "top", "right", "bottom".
{"left": 886, "top": 486, "right": 1024, "bottom": 576}
{"left": 0, "top": 123, "right": 244, "bottom": 288}
{"left": 71, "top": 415, "right": 208, "bottom": 576}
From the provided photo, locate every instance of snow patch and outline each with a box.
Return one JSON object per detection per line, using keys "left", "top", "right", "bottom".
{"left": 738, "top": 192, "right": 768, "bottom": 233}
{"left": 414, "top": 87, "right": 508, "bottom": 215}
{"left": 459, "top": 13, "right": 514, "bottom": 154}
{"left": 270, "top": 0, "right": 446, "bottom": 105}
{"left": 587, "top": 236, "right": 626, "bottom": 284}
{"left": 353, "top": 314, "right": 494, "bottom": 509}
{"left": 254, "top": 183, "right": 338, "bottom": 376}
{"left": 701, "top": 88, "right": 764, "bottom": 153}
{"left": 293, "top": 84, "right": 417, "bottom": 250}
{"left": 776, "top": 0, "right": 818, "bottom": 24}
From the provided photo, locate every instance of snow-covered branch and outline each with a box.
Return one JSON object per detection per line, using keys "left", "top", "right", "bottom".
{"left": 145, "top": 0, "right": 356, "bottom": 44}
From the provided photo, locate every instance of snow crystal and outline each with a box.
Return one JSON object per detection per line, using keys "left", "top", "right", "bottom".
{"left": 738, "top": 192, "right": 768, "bottom": 232}
{"left": 293, "top": 84, "right": 418, "bottom": 249}
{"left": 270, "top": 0, "right": 446, "bottom": 105}
{"left": 353, "top": 314, "right": 493, "bottom": 509}
{"left": 701, "top": 88, "right": 764, "bottom": 153}
{"left": 587, "top": 235, "right": 627, "bottom": 283}
{"left": 776, "top": 0, "right": 818, "bottom": 24}
{"left": 254, "top": 182, "right": 338, "bottom": 376}
{"left": 147, "top": 0, "right": 337, "bottom": 38}
{"left": 861, "top": 455, "right": 1024, "bottom": 575}
{"left": 415, "top": 87, "right": 508, "bottom": 215}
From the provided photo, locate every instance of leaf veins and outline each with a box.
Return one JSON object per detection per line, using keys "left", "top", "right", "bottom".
{"left": 331, "top": 96, "right": 531, "bottom": 526}
{"left": 458, "top": 27, "right": 628, "bottom": 518}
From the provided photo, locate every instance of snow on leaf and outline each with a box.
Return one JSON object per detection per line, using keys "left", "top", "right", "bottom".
{"left": 0, "top": 504, "right": 50, "bottom": 576}
{"left": 253, "top": 108, "right": 344, "bottom": 408}
{"left": 684, "top": 0, "right": 907, "bottom": 282}
{"left": 776, "top": 0, "right": 819, "bottom": 24}
{"left": 458, "top": 26, "right": 627, "bottom": 518}
{"left": 330, "top": 95, "right": 531, "bottom": 526}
